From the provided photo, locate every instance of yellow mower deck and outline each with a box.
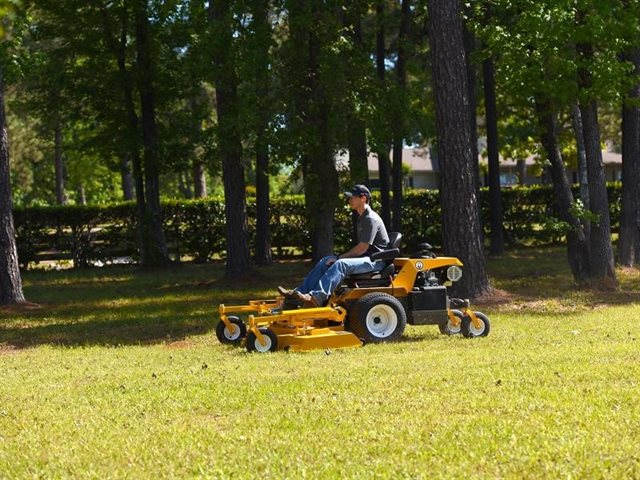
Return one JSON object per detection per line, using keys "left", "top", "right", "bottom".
{"left": 218, "top": 301, "right": 363, "bottom": 351}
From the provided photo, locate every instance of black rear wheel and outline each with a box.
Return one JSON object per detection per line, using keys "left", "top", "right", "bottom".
{"left": 350, "top": 293, "right": 407, "bottom": 343}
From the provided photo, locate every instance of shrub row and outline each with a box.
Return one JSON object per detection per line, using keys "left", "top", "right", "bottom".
{"left": 13, "top": 183, "right": 622, "bottom": 268}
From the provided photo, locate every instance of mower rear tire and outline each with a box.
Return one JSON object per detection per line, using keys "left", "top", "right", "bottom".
{"left": 216, "top": 316, "right": 246, "bottom": 344}
{"left": 350, "top": 293, "right": 406, "bottom": 343}
{"left": 461, "top": 311, "right": 491, "bottom": 338}
{"left": 246, "top": 328, "right": 278, "bottom": 353}
{"left": 438, "top": 309, "right": 464, "bottom": 335}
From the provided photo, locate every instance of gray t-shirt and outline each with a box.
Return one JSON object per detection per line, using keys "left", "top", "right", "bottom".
{"left": 357, "top": 205, "right": 390, "bottom": 255}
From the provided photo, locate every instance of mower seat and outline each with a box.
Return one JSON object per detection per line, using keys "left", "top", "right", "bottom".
{"left": 343, "top": 232, "right": 402, "bottom": 287}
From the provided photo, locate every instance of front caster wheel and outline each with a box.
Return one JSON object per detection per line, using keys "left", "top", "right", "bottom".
{"left": 461, "top": 311, "right": 491, "bottom": 338}
{"left": 246, "top": 328, "right": 278, "bottom": 353}
{"left": 439, "top": 309, "right": 464, "bottom": 335}
{"left": 216, "top": 316, "right": 246, "bottom": 344}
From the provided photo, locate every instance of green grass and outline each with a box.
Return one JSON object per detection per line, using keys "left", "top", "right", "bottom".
{"left": 1, "top": 249, "right": 640, "bottom": 478}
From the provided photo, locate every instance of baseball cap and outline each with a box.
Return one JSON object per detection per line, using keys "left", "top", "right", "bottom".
{"left": 344, "top": 184, "right": 371, "bottom": 199}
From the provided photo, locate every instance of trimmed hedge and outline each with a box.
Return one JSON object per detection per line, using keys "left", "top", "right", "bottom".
{"left": 13, "top": 183, "right": 622, "bottom": 268}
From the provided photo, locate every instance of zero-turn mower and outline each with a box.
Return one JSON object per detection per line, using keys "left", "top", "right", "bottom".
{"left": 216, "top": 233, "right": 490, "bottom": 352}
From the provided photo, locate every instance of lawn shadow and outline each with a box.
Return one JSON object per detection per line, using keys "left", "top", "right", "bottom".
{"left": 0, "top": 261, "right": 314, "bottom": 350}
{"left": 0, "top": 309, "right": 213, "bottom": 349}
{"left": 5, "top": 251, "right": 638, "bottom": 350}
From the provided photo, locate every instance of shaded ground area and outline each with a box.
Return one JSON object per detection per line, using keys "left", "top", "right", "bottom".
{"left": 484, "top": 247, "right": 640, "bottom": 313}
{"left": 1, "top": 248, "right": 639, "bottom": 349}
{"left": 0, "top": 261, "right": 309, "bottom": 349}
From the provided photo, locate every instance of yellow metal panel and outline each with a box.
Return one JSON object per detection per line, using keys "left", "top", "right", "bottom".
{"left": 466, "top": 310, "right": 483, "bottom": 330}
{"left": 392, "top": 257, "right": 463, "bottom": 291}
{"left": 447, "top": 309, "right": 461, "bottom": 327}
{"left": 219, "top": 299, "right": 282, "bottom": 316}
{"left": 277, "top": 331, "right": 362, "bottom": 351}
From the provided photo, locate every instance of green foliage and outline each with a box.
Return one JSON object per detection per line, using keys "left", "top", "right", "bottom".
{"left": 12, "top": 183, "right": 624, "bottom": 268}
{"left": 569, "top": 198, "right": 600, "bottom": 226}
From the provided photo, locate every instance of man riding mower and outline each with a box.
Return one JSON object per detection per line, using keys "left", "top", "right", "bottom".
{"left": 216, "top": 234, "right": 491, "bottom": 353}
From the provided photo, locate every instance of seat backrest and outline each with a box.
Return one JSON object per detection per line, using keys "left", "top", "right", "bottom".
{"left": 387, "top": 232, "right": 402, "bottom": 250}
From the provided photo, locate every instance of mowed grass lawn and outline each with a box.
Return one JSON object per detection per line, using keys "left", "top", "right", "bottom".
{"left": 1, "top": 248, "right": 639, "bottom": 479}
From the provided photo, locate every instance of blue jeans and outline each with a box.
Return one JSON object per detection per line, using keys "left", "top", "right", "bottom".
{"left": 296, "top": 255, "right": 385, "bottom": 306}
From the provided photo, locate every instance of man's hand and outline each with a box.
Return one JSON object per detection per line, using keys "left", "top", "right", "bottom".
{"left": 325, "top": 256, "right": 337, "bottom": 266}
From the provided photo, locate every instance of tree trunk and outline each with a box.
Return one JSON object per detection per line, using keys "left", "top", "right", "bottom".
{"left": 255, "top": 138, "right": 272, "bottom": 264}
{"left": 348, "top": 117, "right": 368, "bottom": 186}
{"left": 192, "top": 159, "right": 207, "bottom": 198}
{"left": 463, "top": 24, "right": 480, "bottom": 195}
{"left": 305, "top": 8, "right": 339, "bottom": 261}
{"left": 0, "top": 66, "right": 26, "bottom": 305}
{"left": 210, "top": 0, "right": 252, "bottom": 276}
{"left": 517, "top": 159, "right": 526, "bottom": 184}
{"left": 619, "top": 48, "right": 640, "bottom": 267}
{"left": 482, "top": 56, "right": 504, "bottom": 255}
{"left": 178, "top": 172, "right": 192, "bottom": 198}
{"left": 571, "top": 104, "right": 590, "bottom": 242}
{"left": 288, "top": 2, "right": 339, "bottom": 261}
{"left": 536, "top": 99, "right": 590, "bottom": 283}
{"left": 121, "top": 154, "right": 135, "bottom": 201}
{"left": 54, "top": 123, "right": 66, "bottom": 205}
{"left": 427, "top": 0, "right": 490, "bottom": 299}
{"left": 391, "top": 140, "right": 403, "bottom": 232}
{"left": 77, "top": 184, "right": 87, "bottom": 205}
{"left": 391, "top": 0, "right": 410, "bottom": 233}
{"left": 344, "top": 12, "right": 369, "bottom": 185}
{"left": 100, "top": 1, "right": 150, "bottom": 264}
{"left": 577, "top": 40, "right": 616, "bottom": 285}
{"left": 99, "top": 4, "right": 135, "bottom": 206}
{"left": 375, "top": 1, "right": 391, "bottom": 229}
{"left": 377, "top": 150, "right": 392, "bottom": 229}
{"left": 578, "top": 100, "right": 616, "bottom": 284}
{"left": 252, "top": 0, "right": 272, "bottom": 265}
{"left": 134, "top": 0, "right": 170, "bottom": 267}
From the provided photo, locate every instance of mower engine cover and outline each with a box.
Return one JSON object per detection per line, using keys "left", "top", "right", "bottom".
{"left": 407, "top": 286, "right": 448, "bottom": 325}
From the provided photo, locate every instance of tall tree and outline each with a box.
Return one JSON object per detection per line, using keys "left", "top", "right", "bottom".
{"left": 576, "top": 37, "right": 616, "bottom": 285}
{"left": 209, "top": 0, "right": 252, "bottom": 276}
{"left": 342, "top": 3, "right": 369, "bottom": 186}
{"left": 619, "top": 48, "right": 640, "bottom": 266}
{"left": 134, "top": 0, "right": 170, "bottom": 267}
{"left": 570, "top": 104, "right": 590, "bottom": 243}
{"left": 463, "top": 24, "right": 480, "bottom": 196}
{"left": 0, "top": 24, "right": 26, "bottom": 305}
{"left": 475, "top": 0, "right": 629, "bottom": 284}
{"left": 373, "top": 1, "right": 391, "bottom": 229}
{"left": 427, "top": 0, "right": 490, "bottom": 298}
{"left": 482, "top": 55, "right": 504, "bottom": 255}
{"left": 391, "top": 0, "right": 410, "bottom": 232}
{"left": 99, "top": 0, "right": 152, "bottom": 263}
{"left": 536, "top": 98, "right": 590, "bottom": 283}
{"left": 249, "top": 0, "right": 273, "bottom": 265}
{"left": 287, "top": 0, "right": 340, "bottom": 260}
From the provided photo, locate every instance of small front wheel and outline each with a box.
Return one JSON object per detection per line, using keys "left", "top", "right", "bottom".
{"left": 439, "top": 309, "right": 464, "bottom": 335}
{"left": 461, "top": 311, "right": 491, "bottom": 338}
{"left": 246, "top": 328, "right": 278, "bottom": 353}
{"left": 216, "top": 316, "right": 246, "bottom": 344}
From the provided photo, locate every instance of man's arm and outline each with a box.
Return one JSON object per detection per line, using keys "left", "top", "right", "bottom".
{"left": 339, "top": 242, "right": 370, "bottom": 259}
{"left": 323, "top": 241, "right": 370, "bottom": 266}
